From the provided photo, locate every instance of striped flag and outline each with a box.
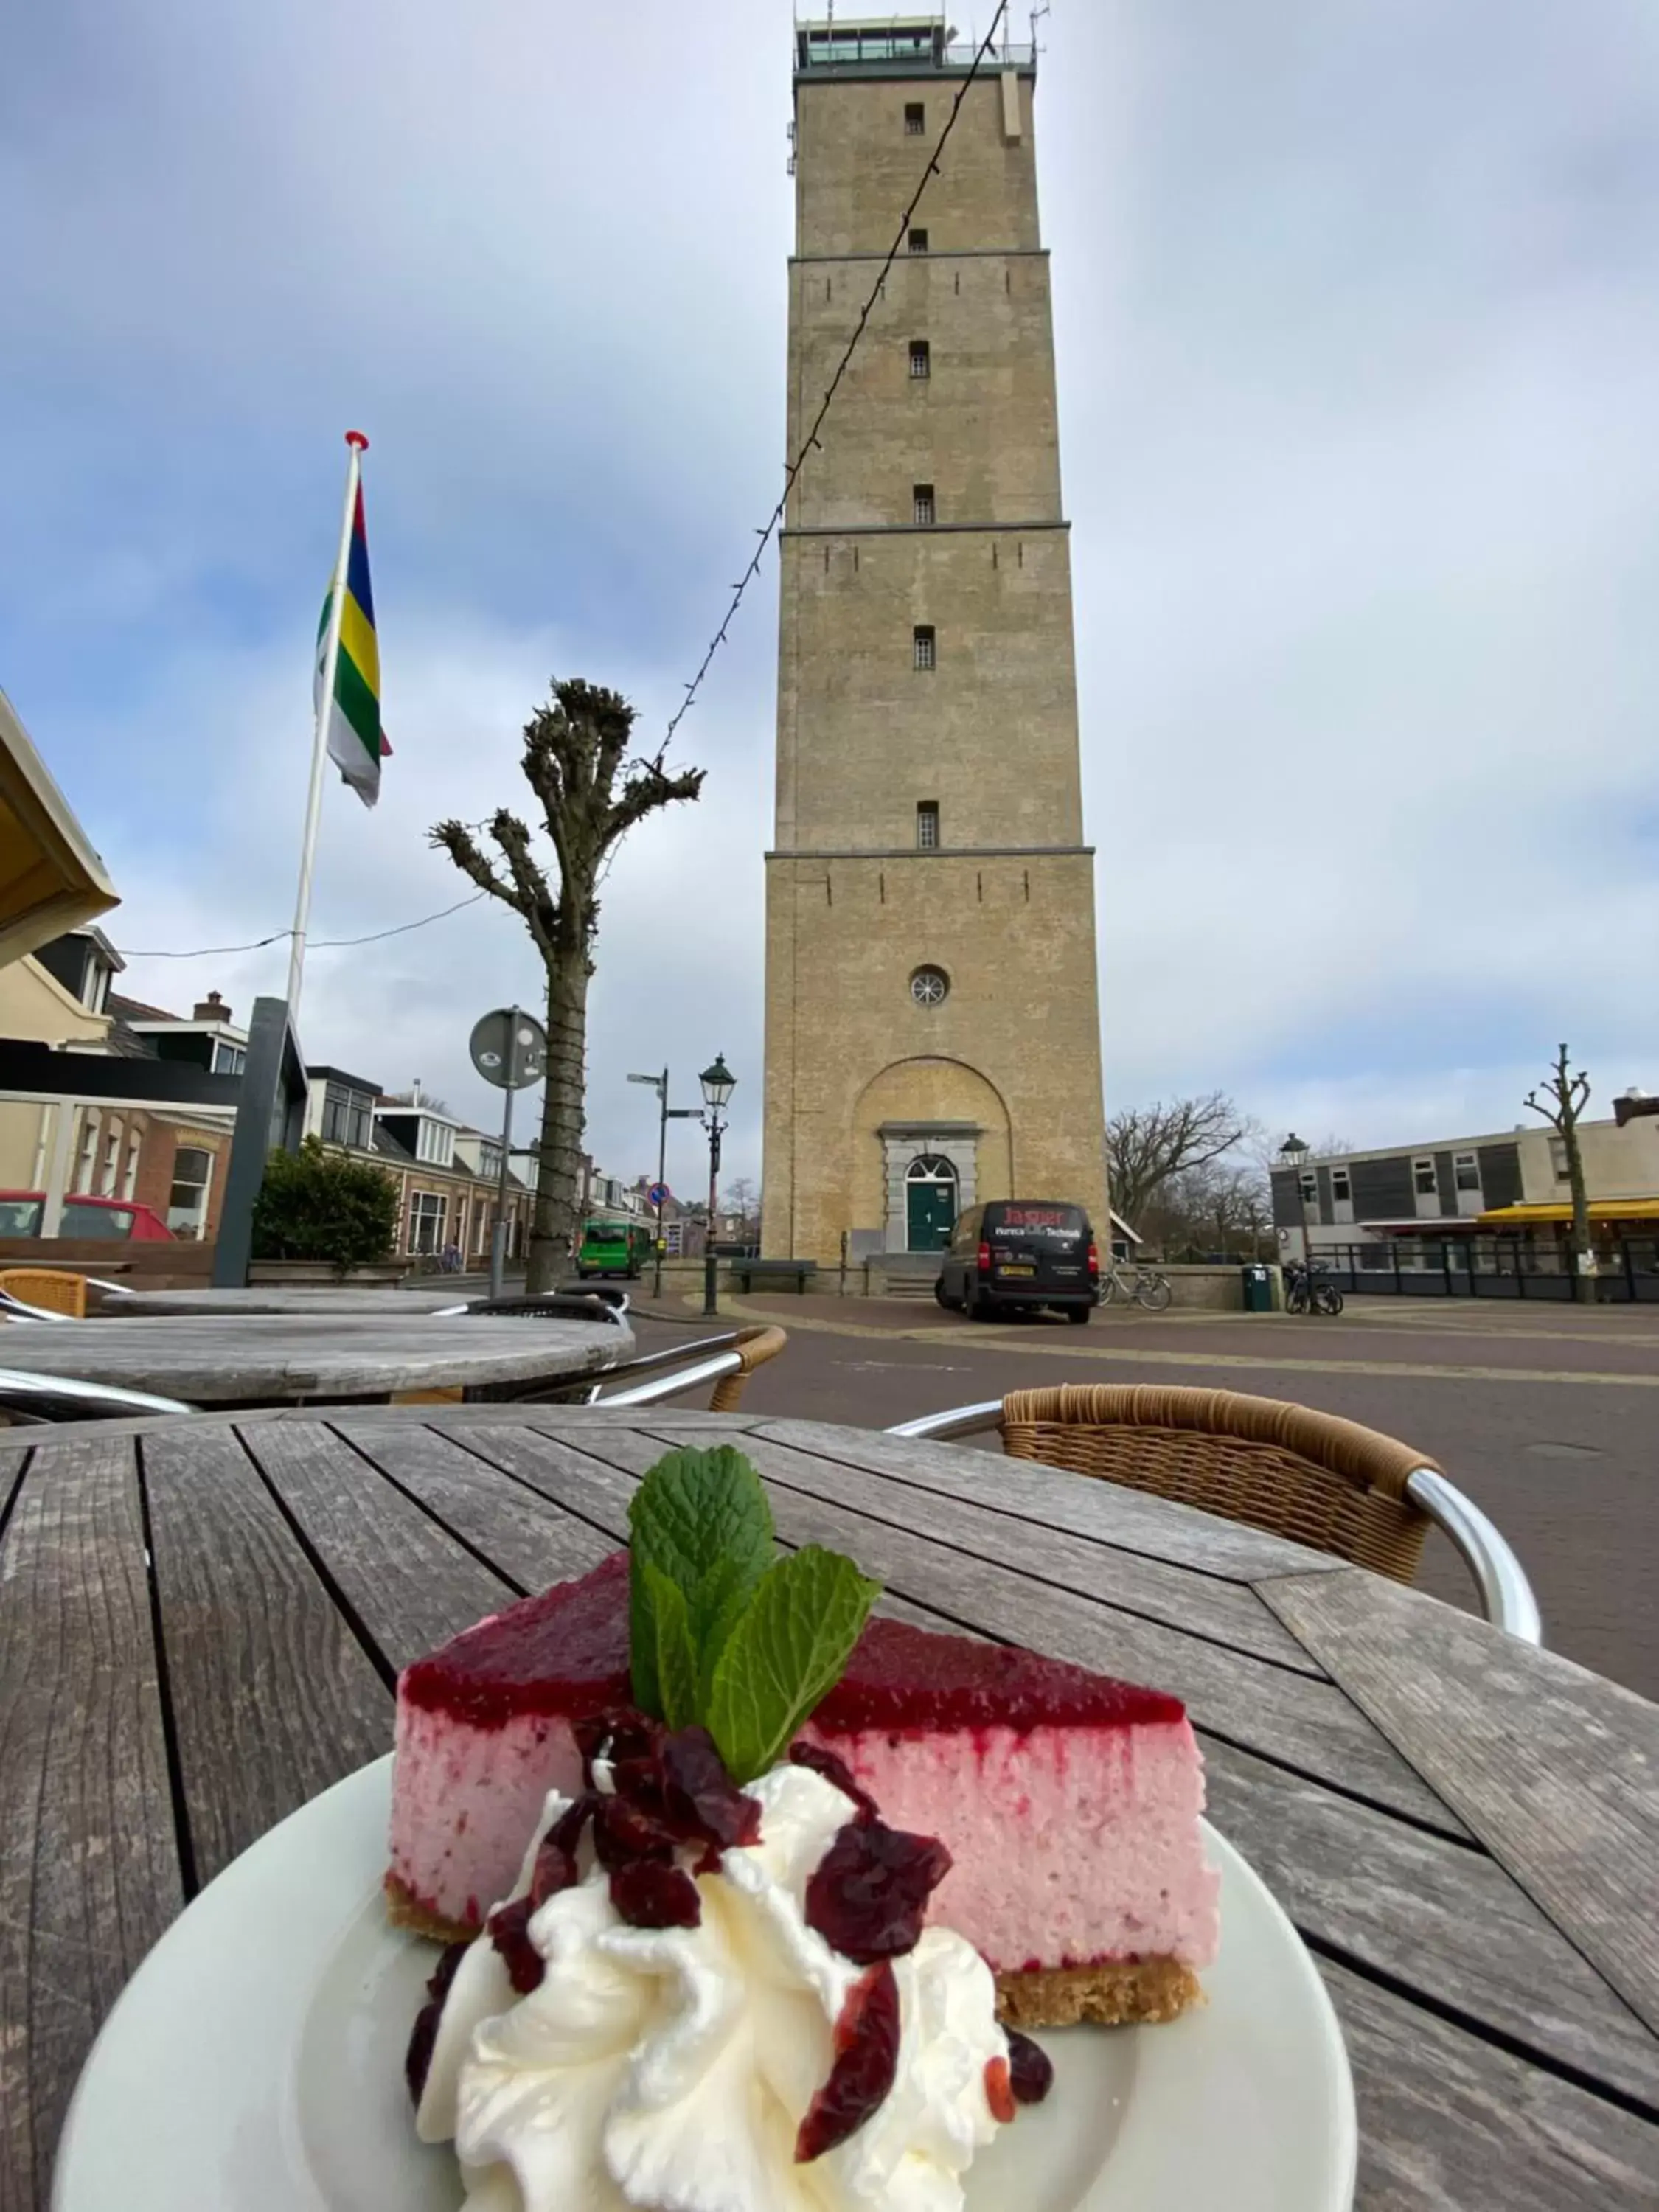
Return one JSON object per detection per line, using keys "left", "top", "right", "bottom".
{"left": 315, "top": 477, "right": 391, "bottom": 807}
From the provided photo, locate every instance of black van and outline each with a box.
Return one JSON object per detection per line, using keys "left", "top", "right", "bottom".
{"left": 935, "top": 1200, "right": 1097, "bottom": 1322}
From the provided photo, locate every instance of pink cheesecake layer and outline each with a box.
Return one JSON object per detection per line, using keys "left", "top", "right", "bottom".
{"left": 389, "top": 1703, "right": 587, "bottom": 1930}
{"left": 801, "top": 1716, "right": 1219, "bottom": 1972}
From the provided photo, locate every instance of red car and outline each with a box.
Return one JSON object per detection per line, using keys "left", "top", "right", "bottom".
{"left": 0, "top": 1192, "right": 175, "bottom": 1241}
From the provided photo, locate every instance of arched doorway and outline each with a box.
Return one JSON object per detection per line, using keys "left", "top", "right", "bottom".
{"left": 905, "top": 1154, "right": 958, "bottom": 1251}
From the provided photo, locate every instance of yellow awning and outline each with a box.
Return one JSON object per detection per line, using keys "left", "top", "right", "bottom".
{"left": 0, "top": 686, "right": 119, "bottom": 966}
{"left": 1477, "top": 1200, "right": 1659, "bottom": 1225}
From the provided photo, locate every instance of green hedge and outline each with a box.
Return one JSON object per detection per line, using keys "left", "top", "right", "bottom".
{"left": 251, "top": 1137, "right": 399, "bottom": 1269}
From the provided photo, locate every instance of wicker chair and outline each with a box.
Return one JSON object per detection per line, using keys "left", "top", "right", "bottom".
{"left": 0, "top": 1268, "right": 90, "bottom": 1319}
{"left": 889, "top": 1382, "right": 1541, "bottom": 1642}
{"left": 585, "top": 1325, "right": 789, "bottom": 1412}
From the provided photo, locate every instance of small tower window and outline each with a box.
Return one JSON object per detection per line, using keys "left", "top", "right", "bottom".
{"left": 908, "top": 339, "right": 931, "bottom": 378}
{"left": 913, "top": 483, "right": 935, "bottom": 525}
{"left": 908, "top": 227, "right": 929, "bottom": 254}
{"left": 912, "top": 625, "right": 936, "bottom": 671}
{"left": 917, "top": 801, "right": 940, "bottom": 849}
{"left": 911, "top": 967, "right": 949, "bottom": 1006}
{"left": 905, "top": 102, "right": 925, "bottom": 136}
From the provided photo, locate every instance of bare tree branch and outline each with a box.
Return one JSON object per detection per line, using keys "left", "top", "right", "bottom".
{"left": 1105, "top": 1093, "right": 1248, "bottom": 1226}
{"left": 1525, "top": 1042, "right": 1595, "bottom": 1301}
{"left": 430, "top": 677, "right": 704, "bottom": 1290}
{"left": 428, "top": 821, "right": 523, "bottom": 915}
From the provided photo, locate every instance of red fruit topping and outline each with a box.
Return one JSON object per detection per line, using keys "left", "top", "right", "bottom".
{"left": 796, "top": 1962, "right": 902, "bottom": 2164}
{"left": 806, "top": 1818, "right": 953, "bottom": 1963}
{"left": 487, "top": 1895, "right": 545, "bottom": 1995}
{"left": 404, "top": 1939, "right": 471, "bottom": 2106}
{"left": 661, "top": 1726, "right": 763, "bottom": 1849}
{"left": 532, "top": 1795, "right": 595, "bottom": 1903}
{"left": 789, "top": 1739, "right": 878, "bottom": 1821}
{"left": 610, "top": 1860, "right": 703, "bottom": 1929}
{"left": 984, "top": 2056, "right": 1017, "bottom": 2125}
{"left": 594, "top": 1793, "right": 676, "bottom": 1869}
{"left": 1006, "top": 2028, "right": 1054, "bottom": 2105}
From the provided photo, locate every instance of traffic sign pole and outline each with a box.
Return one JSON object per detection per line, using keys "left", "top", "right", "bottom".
{"left": 489, "top": 1005, "right": 520, "bottom": 1301}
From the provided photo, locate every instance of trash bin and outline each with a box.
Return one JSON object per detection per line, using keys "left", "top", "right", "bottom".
{"left": 1240, "top": 1263, "right": 1273, "bottom": 1313}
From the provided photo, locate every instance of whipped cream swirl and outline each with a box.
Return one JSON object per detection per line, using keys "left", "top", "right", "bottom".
{"left": 415, "top": 1761, "right": 1009, "bottom": 2212}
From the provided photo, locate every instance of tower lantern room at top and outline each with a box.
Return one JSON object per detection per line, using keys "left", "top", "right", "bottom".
{"left": 793, "top": 15, "right": 1035, "bottom": 76}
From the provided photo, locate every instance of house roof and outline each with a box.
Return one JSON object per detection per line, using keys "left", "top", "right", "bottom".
{"left": 109, "top": 991, "right": 181, "bottom": 1024}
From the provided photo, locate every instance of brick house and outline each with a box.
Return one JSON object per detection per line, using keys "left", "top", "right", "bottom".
{"left": 0, "top": 927, "right": 240, "bottom": 1239}
{"left": 302, "top": 1068, "right": 533, "bottom": 1263}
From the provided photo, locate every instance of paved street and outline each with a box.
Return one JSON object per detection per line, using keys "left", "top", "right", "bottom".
{"left": 630, "top": 1290, "right": 1659, "bottom": 1703}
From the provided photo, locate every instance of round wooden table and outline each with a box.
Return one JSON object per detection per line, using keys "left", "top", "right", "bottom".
{"left": 105, "top": 1287, "right": 492, "bottom": 1316}
{"left": 1, "top": 1406, "right": 1654, "bottom": 2208}
{"left": 0, "top": 1312, "right": 630, "bottom": 1405}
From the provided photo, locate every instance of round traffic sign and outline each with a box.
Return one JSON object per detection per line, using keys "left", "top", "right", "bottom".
{"left": 469, "top": 1007, "right": 549, "bottom": 1091}
{"left": 647, "top": 1182, "right": 671, "bottom": 1207}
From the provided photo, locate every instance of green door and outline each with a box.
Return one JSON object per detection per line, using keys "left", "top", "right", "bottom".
{"left": 906, "top": 1164, "right": 957, "bottom": 1251}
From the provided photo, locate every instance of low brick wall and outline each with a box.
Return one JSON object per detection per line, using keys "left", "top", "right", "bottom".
{"left": 1158, "top": 1264, "right": 1281, "bottom": 1311}
{"left": 248, "top": 1259, "right": 410, "bottom": 1285}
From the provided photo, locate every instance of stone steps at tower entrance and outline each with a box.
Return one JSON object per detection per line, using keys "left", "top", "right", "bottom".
{"left": 874, "top": 1254, "right": 944, "bottom": 1299}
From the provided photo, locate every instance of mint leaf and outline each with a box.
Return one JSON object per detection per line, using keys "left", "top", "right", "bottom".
{"left": 644, "top": 1565, "right": 700, "bottom": 1733}
{"left": 629, "top": 1447, "right": 775, "bottom": 1701}
{"left": 706, "top": 1548, "right": 881, "bottom": 1783}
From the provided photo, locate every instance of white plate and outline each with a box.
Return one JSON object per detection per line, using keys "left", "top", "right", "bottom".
{"left": 55, "top": 1756, "right": 1355, "bottom": 2211}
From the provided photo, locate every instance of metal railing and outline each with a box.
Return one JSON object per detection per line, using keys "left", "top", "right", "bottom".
{"left": 1305, "top": 1237, "right": 1659, "bottom": 1303}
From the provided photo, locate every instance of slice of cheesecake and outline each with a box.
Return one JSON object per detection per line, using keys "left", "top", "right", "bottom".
{"left": 386, "top": 1552, "right": 1218, "bottom": 2027}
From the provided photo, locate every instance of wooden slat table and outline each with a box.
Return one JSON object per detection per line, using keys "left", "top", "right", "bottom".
{"left": 0, "top": 1312, "right": 630, "bottom": 1405}
{"left": 2, "top": 1408, "right": 1656, "bottom": 2211}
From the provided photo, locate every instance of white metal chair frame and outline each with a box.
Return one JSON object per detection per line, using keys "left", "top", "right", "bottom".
{"left": 887, "top": 1401, "right": 1543, "bottom": 1644}
{"left": 0, "top": 1368, "right": 197, "bottom": 1423}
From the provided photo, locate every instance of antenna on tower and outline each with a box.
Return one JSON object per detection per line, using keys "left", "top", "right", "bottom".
{"left": 1030, "top": 1, "right": 1051, "bottom": 59}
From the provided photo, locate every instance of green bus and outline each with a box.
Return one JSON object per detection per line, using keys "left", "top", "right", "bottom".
{"left": 576, "top": 1217, "right": 654, "bottom": 1279}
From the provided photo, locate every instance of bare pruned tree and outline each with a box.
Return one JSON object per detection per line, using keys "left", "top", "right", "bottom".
{"left": 432, "top": 681, "right": 703, "bottom": 1291}
{"left": 723, "top": 1176, "right": 762, "bottom": 1243}
{"left": 1526, "top": 1043, "right": 1593, "bottom": 1301}
{"left": 1105, "top": 1093, "right": 1249, "bottom": 1228}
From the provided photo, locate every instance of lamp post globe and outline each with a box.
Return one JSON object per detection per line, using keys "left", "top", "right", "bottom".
{"left": 699, "top": 1056, "right": 737, "bottom": 1314}
{"left": 700, "top": 1054, "right": 737, "bottom": 1112}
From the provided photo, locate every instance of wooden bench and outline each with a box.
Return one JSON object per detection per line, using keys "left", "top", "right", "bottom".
{"left": 731, "top": 1258, "right": 816, "bottom": 1294}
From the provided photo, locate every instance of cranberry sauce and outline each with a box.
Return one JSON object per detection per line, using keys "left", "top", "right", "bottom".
{"left": 788, "top": 1739, "right": 879, "bottom": 1820}
{"left": 609, "top": 1861, "right": 703, "bottom": 1928}
{"left": 795, "top": 1962, "right": 902, "bottom": 2164}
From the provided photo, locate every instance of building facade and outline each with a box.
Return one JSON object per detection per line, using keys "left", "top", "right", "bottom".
{"left": 1272, "top": 1098, "right": 1659, "bottom": 1265}
{"left": 0, "top": 933, "right": 238, "bottom": 1239}
{"left": 302, "top": 1071, "right": 535, "bottom": 1265}
{"left": 762, "top": 16, "right": 1108, "bottom": 1263}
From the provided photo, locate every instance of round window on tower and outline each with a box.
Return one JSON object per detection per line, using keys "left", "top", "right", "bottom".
{"left": 910, "top": 966, "right": 950, "bottom": 1007}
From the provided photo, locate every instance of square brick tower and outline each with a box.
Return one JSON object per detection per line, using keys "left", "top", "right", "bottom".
{"left": 762, "top": 15, "right": 1107, "bottom": 1262}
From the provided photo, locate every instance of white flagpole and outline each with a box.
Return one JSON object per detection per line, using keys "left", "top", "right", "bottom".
{"left": 287, "top": 428, "right": 368, "bottom": 1026}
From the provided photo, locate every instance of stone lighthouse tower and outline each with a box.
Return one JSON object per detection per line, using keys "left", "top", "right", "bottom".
{"left": 762, "top": 15, "right": 1107, "bottom": 1262}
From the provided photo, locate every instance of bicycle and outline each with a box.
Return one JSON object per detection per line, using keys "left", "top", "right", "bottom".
{"left": 1284, "top": 1262, "right": 1344, "bottom": 1316}
{"left": 1096, "top": 1264, "right": 1173, "bottom": 1312}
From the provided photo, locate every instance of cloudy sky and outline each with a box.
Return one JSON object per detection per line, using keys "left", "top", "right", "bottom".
{"left": 4, "top": 0, "right": 1655, "bottom": 1190}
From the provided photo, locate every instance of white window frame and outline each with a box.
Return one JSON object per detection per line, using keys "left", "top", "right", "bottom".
{"left": 123, "top": 1130, "right": 142, "bottom": 1201}
{"left": 75, "top": 1110, "right": 101, "bottom": 1195}
{"left": 100, "top": 1119, "right": 123, "bottom": 1197}
{"left": 916, "top": 800, "right": 939, "bottom": 849}
{"left": 912, "top": 625, "right": 936, "bottom": 671}
{"left": 1413, "top": 1156, "right": 1437, "bottom": 1195}
{"left": 908, "top": 339, "right": 931, "bottom": 378}
{"left": 1453, "top": 1151, "right": 1481, "bottom": 1192}
{"left": 1549, "top": 1135, "right": 1570, "bottom": 1183}
{"left": 913, "top": 483, "right": 935, "bottom": 526}
{"left": 417, "top": 1119, "right": 455, "bottom": 1168}
{"left": 167, "top": 1144, "right": 215, "bottom": 1239}
{"left": 408, "top": 1190, "right": 447, "bottom": 1255}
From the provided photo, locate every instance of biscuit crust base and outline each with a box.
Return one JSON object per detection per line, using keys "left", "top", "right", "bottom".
{"left": 995, "top": 1957, "right": 1203, "bottom": 2029}
{"left": 388, "top": 1870, "right": 1205, "bottom": 2031}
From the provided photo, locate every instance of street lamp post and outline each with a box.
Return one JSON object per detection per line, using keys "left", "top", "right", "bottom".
{"left": 1279, "top": 1132, "right": 1312, "bottom": 1267}
{"left": 698, "top": 1053, "right": 736, "bottom": 1317}
{"left": 627, "top": 1067, "right": 705, "bottom": 1300}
